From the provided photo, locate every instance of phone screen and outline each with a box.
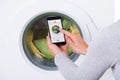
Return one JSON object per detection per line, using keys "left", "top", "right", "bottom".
{"left": 47, "top": 16, "right": 66, "bottom": 44}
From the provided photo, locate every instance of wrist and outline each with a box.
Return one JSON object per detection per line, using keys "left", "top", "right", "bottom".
{"left": 82, "top": 45, "right": 88, "bottom": 55}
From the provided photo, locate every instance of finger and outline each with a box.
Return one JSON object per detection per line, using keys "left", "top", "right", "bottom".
{"left": 60, "top": 29, "right": 78, "bottom": 42}
{"left": 46, "top": 35, "right": 51, "bottom": 45}
{"left": 48, "top": 32, "right": 50, "bottom": 37}
{"left": 66, "top": 37, "right": 75, "bottom": 47}
{"left": 47, "top": 33, "right": 57, "bottom": 47}
{"left": 65, "top": 42, "right": 69, "bottom": 47}
{"left": 65, "top": 35, "right": 74, "bottom": 43}
{"left": 60, "top": 29, "right": 74, "bottom": 38}
{"left": 65, "top": 35, "right": 68, "bottom": 40}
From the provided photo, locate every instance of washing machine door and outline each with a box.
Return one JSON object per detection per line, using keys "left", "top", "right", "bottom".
{"left": 22, "top": 12, "right": 82, "bottom": 70}
{"left": 0, "top": 0, "right": 98, "bottom": 80}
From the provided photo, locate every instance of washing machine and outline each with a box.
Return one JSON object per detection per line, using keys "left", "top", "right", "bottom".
{"left": 0, "top": 0, "right": 114, "bottom": 80}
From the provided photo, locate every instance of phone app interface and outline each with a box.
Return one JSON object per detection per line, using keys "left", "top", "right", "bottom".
{"left": 48, "top": 19, "right": 65, "bottom": 43}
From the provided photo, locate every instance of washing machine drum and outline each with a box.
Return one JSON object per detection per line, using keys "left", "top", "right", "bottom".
{"left": 22, "top": 12, "right": 82, "bottom": 70}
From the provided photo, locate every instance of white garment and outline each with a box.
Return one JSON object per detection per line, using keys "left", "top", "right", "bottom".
{"left": 55, "top": 20, "right": 120, "bottom": 80}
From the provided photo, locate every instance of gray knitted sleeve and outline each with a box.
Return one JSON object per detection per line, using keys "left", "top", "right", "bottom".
{"left": 54, "top": 20, "right": 120, "bottom": 80}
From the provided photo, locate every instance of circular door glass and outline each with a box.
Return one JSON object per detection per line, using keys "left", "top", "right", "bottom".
{"left": 22, "top": 12, "right": 83, "bottom": 70}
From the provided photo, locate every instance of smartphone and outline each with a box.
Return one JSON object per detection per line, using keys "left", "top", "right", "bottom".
{"left": 47, "top": 16, "right": 66, "bottom": 44}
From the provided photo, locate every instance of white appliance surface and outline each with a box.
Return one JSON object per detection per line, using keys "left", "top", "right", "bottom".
{"left": 66, "top": 0, "right": 114, "bottom": 29}
{"left": 0, "top": 0, "right": 114, "bottom": 80}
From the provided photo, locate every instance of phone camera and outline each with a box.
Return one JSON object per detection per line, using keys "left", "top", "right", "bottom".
{"left": 52, "top": 25, "right": 60, "bottom": 34}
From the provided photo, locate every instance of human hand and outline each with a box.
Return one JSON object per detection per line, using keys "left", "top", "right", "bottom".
{"left": 60, "top": 29, "right": 88, "bottom": 55}
{"left": 46, "top": 34, "right": 68, "bottom": 57}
